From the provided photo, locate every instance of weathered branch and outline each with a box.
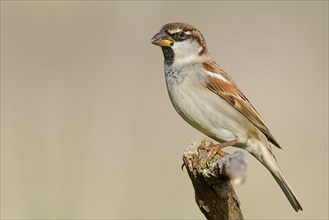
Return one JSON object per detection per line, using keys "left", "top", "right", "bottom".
{"left": 182, "top": 139, "right": 247, "bottom": 220}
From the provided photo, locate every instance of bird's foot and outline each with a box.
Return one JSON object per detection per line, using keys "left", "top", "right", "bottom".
{"left": 200, "top": 139, "right": 239, "bottom": 167}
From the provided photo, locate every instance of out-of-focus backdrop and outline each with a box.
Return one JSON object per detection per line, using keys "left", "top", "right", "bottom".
{"left": 1, "top": 1, "right": 328, "bottom": 219}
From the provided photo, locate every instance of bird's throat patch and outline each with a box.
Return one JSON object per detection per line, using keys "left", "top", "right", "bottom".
{"left": 162, "top": 46, "right": 174, "bottom": 66}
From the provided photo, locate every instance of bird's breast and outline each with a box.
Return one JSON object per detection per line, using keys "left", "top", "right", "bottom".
{"left": 164, "top": 66, "right": 253, "bottom": 144}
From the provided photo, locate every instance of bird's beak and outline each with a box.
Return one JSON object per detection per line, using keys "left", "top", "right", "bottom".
{"left": 151, "top": 30, "right": 175, "bottom": 47}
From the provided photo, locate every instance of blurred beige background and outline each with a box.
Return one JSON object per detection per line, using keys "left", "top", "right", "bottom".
{"left": 1, "top": 1, "right": 328, "bottom": 219}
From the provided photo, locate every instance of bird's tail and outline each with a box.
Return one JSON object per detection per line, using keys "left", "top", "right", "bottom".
{"left": 270, "top": 167, "right": 303, "bottom": 212}
{"left": 248, "top": 141, "right": 303, "bottom": 212}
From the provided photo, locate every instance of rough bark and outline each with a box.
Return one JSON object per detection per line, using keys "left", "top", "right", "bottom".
{"left": 182, "top": 139, "right": 246, "bottom": 220}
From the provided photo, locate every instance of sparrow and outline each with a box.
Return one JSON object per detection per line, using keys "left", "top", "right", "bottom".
{"left": 151, "top": 22, "right": 302, "bottom": 212}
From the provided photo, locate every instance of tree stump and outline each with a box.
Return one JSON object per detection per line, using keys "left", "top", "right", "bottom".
{"left": 182, "top": 139, "right": 247, "bottom": 220}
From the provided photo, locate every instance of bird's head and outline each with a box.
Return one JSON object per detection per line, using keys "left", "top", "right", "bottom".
{"left": 151, "top": 22, "right": 210, "bottom": 65}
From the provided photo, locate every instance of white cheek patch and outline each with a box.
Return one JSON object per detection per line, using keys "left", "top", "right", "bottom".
{"left": 171, "top": 40, "right": 202, "bottom": 65}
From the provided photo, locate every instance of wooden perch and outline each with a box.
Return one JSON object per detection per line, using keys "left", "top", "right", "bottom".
{"left": 182, "top": 139, "right": 247, "bottom": 220}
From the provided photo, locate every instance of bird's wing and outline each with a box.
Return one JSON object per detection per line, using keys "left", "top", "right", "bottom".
{"left": 202, "top": 61, "right": 281, "bottom": 149}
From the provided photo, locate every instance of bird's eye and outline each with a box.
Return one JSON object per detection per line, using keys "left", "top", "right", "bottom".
{"left": 177, "top": 31, "right": 186, "bottom": 40}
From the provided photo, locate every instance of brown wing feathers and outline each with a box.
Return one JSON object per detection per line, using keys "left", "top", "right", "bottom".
{"left": 203, "top": 61, "right": 282, "bottom": 149}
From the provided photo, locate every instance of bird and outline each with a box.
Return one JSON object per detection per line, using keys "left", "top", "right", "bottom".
{"left": 151, "top": 22, "right": 302, "bottom": 212}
